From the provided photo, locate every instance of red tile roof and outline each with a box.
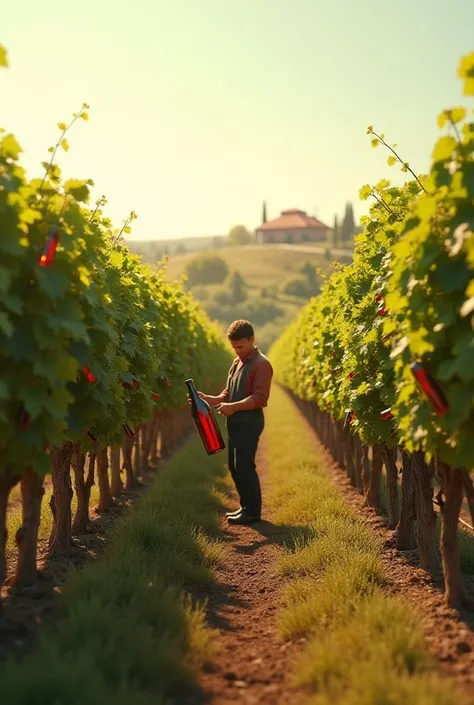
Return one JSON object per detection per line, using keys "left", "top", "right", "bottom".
{"left": 256, "top": 209, "right": 328, "bottom": 231}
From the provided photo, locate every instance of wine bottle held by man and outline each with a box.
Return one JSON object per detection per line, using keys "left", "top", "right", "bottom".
{"left": 185, "top": 379, "right": 226, "bottom": 455}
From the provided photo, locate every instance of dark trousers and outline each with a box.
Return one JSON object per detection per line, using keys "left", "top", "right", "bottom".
{"left": 227, "top": 420, "right": 264, "bottom": 517}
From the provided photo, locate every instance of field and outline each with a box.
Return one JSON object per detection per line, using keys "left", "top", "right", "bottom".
{"left": 162, "top": 244, "right": 348, "bottom": 352}
{"left": 164, "top": 243, "right": 342, "bottom": 286}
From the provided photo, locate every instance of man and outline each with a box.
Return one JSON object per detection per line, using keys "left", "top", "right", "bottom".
{"left": 195, "top": 320, "right": 273, "bottom": 525}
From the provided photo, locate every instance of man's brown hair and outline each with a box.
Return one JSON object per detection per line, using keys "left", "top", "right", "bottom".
{"left": 227, "top": 320, "right": 254, "bottom": 341}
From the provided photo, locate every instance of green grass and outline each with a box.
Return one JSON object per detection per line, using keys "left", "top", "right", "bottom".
{"left": 0, "top": 436, "right": 229, "bottom": 705}
{"left": 264, "top": 385, "right": 467, "bottom": 705}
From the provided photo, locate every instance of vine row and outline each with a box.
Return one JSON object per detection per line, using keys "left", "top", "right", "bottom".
{"left": 271, "top": 52, "right": 474, "bottom": 608}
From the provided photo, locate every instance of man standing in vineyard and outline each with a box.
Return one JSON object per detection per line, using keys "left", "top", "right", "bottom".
{"left": 196, "top": 320, "right": 273, "bottom": 525}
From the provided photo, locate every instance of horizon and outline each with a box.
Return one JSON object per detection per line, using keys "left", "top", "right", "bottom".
{"left": 2, "top": 0, "right": 474, "bottom": 242}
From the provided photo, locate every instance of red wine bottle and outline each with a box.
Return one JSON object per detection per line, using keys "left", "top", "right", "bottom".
{"left": 410, "top": 362, "right": 448, "bottom": 416}
{"left": 39, "top": 228, "right": 60, "bottom": 267}
{"left": 185, "top": 379, "right": 225, "bottom": 455}
{"left": 343, "top": 409, "right": 355, "bottom": 429}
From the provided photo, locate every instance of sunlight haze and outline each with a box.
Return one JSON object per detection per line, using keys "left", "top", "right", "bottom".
{"left": 2, "top": 0, "right": 473, "bottom": 240}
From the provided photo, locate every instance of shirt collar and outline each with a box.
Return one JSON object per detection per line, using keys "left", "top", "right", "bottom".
{"left": 239, "top": 346, "right": 259, "bottom": 364}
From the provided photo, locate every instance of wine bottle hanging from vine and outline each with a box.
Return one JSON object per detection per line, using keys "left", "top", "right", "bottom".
{"left": 39, "top": 227, "right": 60, "bottom": 267}
{"left": 410, "top": 362, "right": 449, "bottom": 416}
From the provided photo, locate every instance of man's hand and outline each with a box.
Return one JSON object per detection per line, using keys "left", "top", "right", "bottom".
{"left": 216, "top": 402, "right": 236, "bottom": 417}
{"left": 188, "top": 391, "right": 211, "bottom": 406}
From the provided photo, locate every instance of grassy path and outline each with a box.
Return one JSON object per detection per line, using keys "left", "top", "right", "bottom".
{"left": 1, "top": 388, "right": 471, "bottom": 704}
{"left": 262, "top": 386, "right": 468, "bottom": 704}
{"left": 193, "top": 385, "right": 469, "bottom": 704}
{"left": 0, "top": 437, "right": 229, "bottom": 705}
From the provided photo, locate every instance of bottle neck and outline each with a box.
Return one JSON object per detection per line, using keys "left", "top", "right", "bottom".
{"left": 185, "top": 379, "right": 197, "bottom": 397}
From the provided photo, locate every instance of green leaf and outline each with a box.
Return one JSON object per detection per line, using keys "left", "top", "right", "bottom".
{"left": 35, "top": 268, "right": 70, "bottom": 300}
{"left": 434, "top": 259, "right": 470, "bottom": 293}
{"left": 359, "top": 185, "right": 372, "bottom": 201}
{"left": 21, "top": 386, "right": 55, "bottom": 420}
{"left": 457, "top": 52, "right": 474, "bottom": 96}
{"left": 432, "top": 136, "right": 456, "bottom": 163}
{"left": 2, "top": 293, "right": 24, "bottom": 315}
{"left": 0, "top": 312, "right": 13, "bottom": 337}
{"left": 448, "top": 107, "right": 467, "bottom": 124}
{"left": 64, "top": 179, "right": 89, "bottom": 202}
{"left": 57, "top": 355, "right": 79, "bottom": 381}
{"left": 1, "top": 134, "right": 22, "bottom": 159}
{"left": 0, "top": 265, "right": 12, "bottom": 293}
{"left": 407, "top": 329, "right": 434, "bottom": 357}
{"left": 437, "top": 111, "right": 448, "bottom": 129}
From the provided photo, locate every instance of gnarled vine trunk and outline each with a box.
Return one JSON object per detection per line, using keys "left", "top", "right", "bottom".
{"left": 437, "top": 459, "right": 465, "bottom": 608}
{"left": 344, "top": 430, "right": 357, "bottom": 487}
{"left": 140, "top": 423, "right": 151, "bottom": 472}
{"left": 382, "top": 444, "right": 400, "bottom": 529}
{"left": 353, "top": 436, "right": 364, "bottom": 493}
{"left": 361, "top": 443, "right": 370, "bottom": 497}
{"left": 396, "top": 449, "right": 417, "bottom": 550}
{"left": 110, "top": 447, "right": 122, "bottom": 497}
{"left": 97, "top": 447, "right": 113, "bottom": 513}
{"left": 413, "top": 451, "right": 438, "bottom": 575}
{"left": 122, "top": 437, "right": 137, "bottom": 490}
{"left": 461, "top": 469, "right": 474, "bottom": 527}
{"left": 148, "top": 413, "right": 161, "bottom": 468}
{"left": 160, "top": 414, "right": 171, "bottom": 459}
{"left": 366, "top": 444, "right": 383, "bottom": 511}
{"left": 72, "top": 451, "right": 95, "bottom": 535}
{"left": 49, "top": 442, "right": 74, "bottom": 556}
{"left": 133, "top": 427, "right": 142, "bottom": 478}
{"left": 0, "top": 472, "right": 20, "bottom": 589}
{"left": 13, "top": 468, "right": 45, "bottom": 588}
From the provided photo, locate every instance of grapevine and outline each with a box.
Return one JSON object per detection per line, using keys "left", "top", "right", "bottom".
{"left": 271, "top": 51, "right": 474, "bottom": 608}
{"left": 0, "top": 76, "right": 230, "bottom": 589}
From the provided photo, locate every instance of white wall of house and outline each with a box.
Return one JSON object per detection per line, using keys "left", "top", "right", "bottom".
{"left": 256, "top": 228, "right": 328, "bottom": 245}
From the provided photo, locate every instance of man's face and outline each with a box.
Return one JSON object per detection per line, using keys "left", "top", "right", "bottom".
{"left": 230, "top": 336, "right": 255, "bottom": 360}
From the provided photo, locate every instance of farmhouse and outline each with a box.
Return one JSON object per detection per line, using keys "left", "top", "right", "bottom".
{"left": 255, "top": 209, "right": 329, "bottom": 245}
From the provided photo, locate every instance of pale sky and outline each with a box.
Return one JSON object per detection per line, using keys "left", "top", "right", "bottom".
{"left": 2, "top": 1, "right": 473, "bottom": 241}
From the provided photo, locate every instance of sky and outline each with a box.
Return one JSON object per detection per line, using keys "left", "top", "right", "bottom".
{"left": 2, "top": 0, "right": 473, "bottom": 241}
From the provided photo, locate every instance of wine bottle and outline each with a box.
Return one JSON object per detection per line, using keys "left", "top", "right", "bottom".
{"left": 410, "top": 362, "right": 448, "bottom": 416}
{"left": 185, "top": 379, "right": 225, "bottom": 455}
{"left": 39, "top": 227, "right": 60, "bottom": 267}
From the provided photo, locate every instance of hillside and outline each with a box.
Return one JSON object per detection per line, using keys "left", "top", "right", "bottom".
{"left": 164, "top": 244, "right": 344, "bottom": 286}
{"left": 163, "top": 244, "right": 349, "bottom": 352}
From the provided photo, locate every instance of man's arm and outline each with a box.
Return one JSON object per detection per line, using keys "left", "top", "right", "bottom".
{"left": 199, "top": 389, "right": 228, "bottom": 407}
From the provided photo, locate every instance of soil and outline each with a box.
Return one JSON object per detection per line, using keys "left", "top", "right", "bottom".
{"left": 188, "top": 438, "right": 307, "bottom": 705}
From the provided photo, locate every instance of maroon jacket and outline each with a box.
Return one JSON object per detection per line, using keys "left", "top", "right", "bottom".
{"left": 222, "top": 347, "right": 273, "bottom": 409}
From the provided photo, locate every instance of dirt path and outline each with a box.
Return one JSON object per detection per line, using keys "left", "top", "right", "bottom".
{"left": 194, "top": 440, "right": 304, "bottom": 705}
